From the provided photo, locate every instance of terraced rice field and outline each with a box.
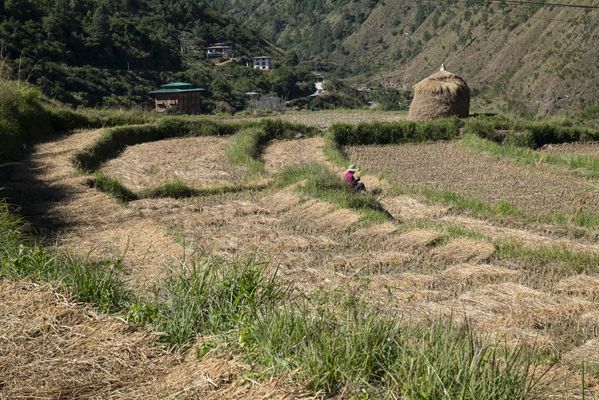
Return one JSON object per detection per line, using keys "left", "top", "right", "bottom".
{"left": 346, "top": 141, "right": 599, "bottom": 216}
{"left": 5, "top": 121, "right": 599, "bottom": 398}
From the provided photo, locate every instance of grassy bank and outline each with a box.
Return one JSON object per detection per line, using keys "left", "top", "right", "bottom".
{"left": 461, "top": 133, "right": 599, "bottom": 178}
{"left": 329, "top": 118, "right": 460, "bottom": 146}
{"left": 73, "top": 118, "right": 317, "bottom": 173}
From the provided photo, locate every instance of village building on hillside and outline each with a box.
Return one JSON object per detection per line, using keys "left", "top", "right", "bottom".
{"left": 206, "top": 43, "right": 233, "bottom": 60}
{"left": 253, "top": 56, "right": 272, "bottom": 71}
{"left": 149, "top": 82, "right": 206, "bottom": 114}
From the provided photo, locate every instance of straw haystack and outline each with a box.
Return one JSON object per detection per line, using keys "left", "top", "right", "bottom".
{"left": 408, "top": 70, "right": 470, "bottom": 121}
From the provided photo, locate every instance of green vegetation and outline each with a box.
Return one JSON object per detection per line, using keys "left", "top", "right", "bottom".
{"left": 276, "top": 164, "right": 390, "bottom": 223}
{"left": 461, "top": 134, "right": 599, "bottom": 178}
{"left": 139, "top": 180, "right": 269, "bottom": 199}
{"left": 419, "top": 187, "right": 522, "bottom": 219}
{"left": 0, "top": 203, "right": 130, "bottom": 313}
{"left": 463, "top": 115, "right": 599, "bottom": 149}
{"left": 247, "top": 306, "right": 543, "bottom": 398}
{"left": 89, "top": 172, "right": 138, "bottom": 202}
{"left": 227, "top": 127, "right": 266, "bottom": 175}
{"left": 494, "top": 239, "right": 599, "bottom": 274}
{"left": 0, "top": 0, "right": 289, "bottom": 108}
{"left": 153, "top": 257, "right": 288, "bottom": 349}
{"left": 330, "top": 118, "right": 460, "bottom": 146}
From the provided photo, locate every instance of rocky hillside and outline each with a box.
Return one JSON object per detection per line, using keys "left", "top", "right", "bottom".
{"left": 211, "top": 0, "right": 599, "bottom": 115}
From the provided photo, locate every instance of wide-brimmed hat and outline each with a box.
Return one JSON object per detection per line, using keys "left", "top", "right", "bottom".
{"left": 346, "top": 164, "right": 359, "bottom": 172}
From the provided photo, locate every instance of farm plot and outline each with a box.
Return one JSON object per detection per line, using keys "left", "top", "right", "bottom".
{"left": 541, "top": 141, "right": 599, "bottom": 157}
{"left": 101, "top": 136, "right": 248, "bottom": 191}
{"left": 262, "top": 136, "right": 333, "bottom": 174}
{"left": 8, "top": 124, "right": 599, "bottom": 398}
{"left": 346, "top": 141, "right": 599, "bottom": 216}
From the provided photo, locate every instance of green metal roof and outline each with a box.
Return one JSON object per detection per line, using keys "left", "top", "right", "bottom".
{"left": 149, "top": 88, "right": 206, "bottom": 94}
{"left": 161, "top": 82, "right": 194, "bottom": 88}
{"left": 149, "top": 82, "right": 206, "bottom": 95}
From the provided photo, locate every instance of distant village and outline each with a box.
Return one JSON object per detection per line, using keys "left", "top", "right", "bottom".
{"left": 149, "top": 43, "right": 324, "bottom": 115}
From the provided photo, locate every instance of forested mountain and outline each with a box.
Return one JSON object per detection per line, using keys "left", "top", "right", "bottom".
{"left": 0, "top": 0, "right": 314, "bottom": 108}
{"left": 209, "top": 0, "right": 599, "bottom": 115}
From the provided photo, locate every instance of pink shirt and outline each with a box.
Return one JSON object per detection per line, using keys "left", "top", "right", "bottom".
{"left": 344, "top": 171, "right": 355, "bottom": 186}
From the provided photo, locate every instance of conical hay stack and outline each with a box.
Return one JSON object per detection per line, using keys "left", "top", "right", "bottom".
{"left": 408, "top": 71, "right": 470, "bottom": 121}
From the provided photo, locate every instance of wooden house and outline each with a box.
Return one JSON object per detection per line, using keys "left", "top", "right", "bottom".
{"left": 149, "top": 82, "right": 206, "bottom": 114}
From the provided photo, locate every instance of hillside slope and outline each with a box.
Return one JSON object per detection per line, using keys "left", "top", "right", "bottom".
{"left": 0, "top": 0, "right": 280, "bottom": 107}
{"left": 211, "top": 0, "right": 599, "bottom": 115}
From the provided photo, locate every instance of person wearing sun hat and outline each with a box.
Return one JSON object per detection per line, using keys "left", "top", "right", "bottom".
{"left": 343, "top": 164, "right": 365, "bottom": 192}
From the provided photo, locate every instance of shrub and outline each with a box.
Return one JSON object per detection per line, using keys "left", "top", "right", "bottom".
{"left": 329, "top": 118, "right": 460, "bottom": 146}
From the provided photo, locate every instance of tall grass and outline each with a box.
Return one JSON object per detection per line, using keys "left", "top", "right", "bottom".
{"left": 150, "top": 256, "right": 289, "bottom": 349}
{"left": 246, "top": 304, "right": 544, "bottom": 398}
{"left": 420, "top": 186, "right": 522, "bottom": 218}
{"left": 226, "top": 127, "right": 266, "bottom": 176}
{"left": 276, "top": 164, "right": 391, "bottom": 223}
{"left": 462, "top": 133, "right": 599, "bottom": 178}
{"left": 0, "top": 203, "right": 130, "bottom": 312}
{"left": 494, "top": 239, "right": 599, "bottom": 274}
{"left": 330, "top": 118, "right": 460, "bottom": 146}
{"left": 463, "top": 115, "right": 599, "bottom": 148}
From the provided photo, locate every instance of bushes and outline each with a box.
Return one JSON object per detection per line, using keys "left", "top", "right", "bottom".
{"left": 0, "top": 81, "right": 53, "bottom": 164}
{"left": 463, "top": 115, "right": 599, "bottom": 148}
{"left": 330, "top": 118, "right": 460, "bottom": 146}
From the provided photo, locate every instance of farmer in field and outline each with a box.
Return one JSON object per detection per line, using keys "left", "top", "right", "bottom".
{"left": 344, "top": 165, "right": 366, "bottom": 192}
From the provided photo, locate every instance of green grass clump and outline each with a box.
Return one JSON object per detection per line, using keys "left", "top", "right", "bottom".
{"left": 463, "top": 114, "right": 599, "bottom": 148}
{"left": 226, "top": 127, "right": 266, "bottom": 175}
{"left": 330, "top": 118, "right": 460, "bottom": 146}
{"left": 89, "top": 172, "right": 138, "bottom": 202}
{"left": 461, "top": 134, "right": 599, "bottom": 178}
{"left": 420, "top": 187, "right": 522, "bottom": 218}
{"left": 276, "top": 164, "right": 390, "bottom": 222}
{"left": 494, "top": 239, "right": 599, "bottom": 274}
{"left": 154, "top": 256, "right": 289, "bottom": 348}
{"left": 323, "top": 130, "right": 348, "bottom": 168}
{"left": 0, "top": 203, "right": 130, "bottom": 313}
{"left": 246, "top": 304, "right": 542, "bottom": 398}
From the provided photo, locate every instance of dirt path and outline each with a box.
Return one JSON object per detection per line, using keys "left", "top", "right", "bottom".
{"left": 7, "top": 130, "right": 183, "bottom": 289}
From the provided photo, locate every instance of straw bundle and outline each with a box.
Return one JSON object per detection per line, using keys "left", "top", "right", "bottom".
{"left": 408, "top": 71, "right": 470, "bottom": 121}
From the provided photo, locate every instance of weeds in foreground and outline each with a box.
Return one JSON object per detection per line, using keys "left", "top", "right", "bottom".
{"left": 0, "top": 204, "right": 130, "bottom": 312}
{"left": 246, "top": 303, "right": 545, "bottom": 398}
{"left": 153, "top": 256, "right": 289, "bottom": 349}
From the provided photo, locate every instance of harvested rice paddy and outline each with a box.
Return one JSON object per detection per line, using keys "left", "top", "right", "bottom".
{"left": 346, "top": 141, "right": 599, "bottom": 216}
{"left": 5, "top": 115, "right": 599, "bottom": 398}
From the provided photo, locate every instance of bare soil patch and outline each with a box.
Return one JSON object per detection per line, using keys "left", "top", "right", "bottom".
{"left": 102, "top": 136, "right": 247, "bottom": 191}
{"left": 346, "top": 141, "right": 599, "bottom": 215}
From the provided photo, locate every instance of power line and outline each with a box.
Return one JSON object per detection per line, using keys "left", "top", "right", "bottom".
{"left": 491, "top": 0, "right": 599, "bottom": 9}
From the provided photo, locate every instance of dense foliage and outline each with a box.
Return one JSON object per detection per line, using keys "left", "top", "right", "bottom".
{"left": 0, "top": 0, "right": 315, "bottom": 109}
